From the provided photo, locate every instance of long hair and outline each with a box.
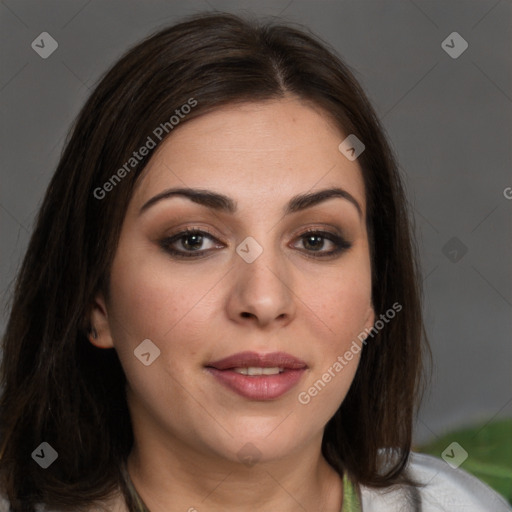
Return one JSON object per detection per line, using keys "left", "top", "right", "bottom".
{"left": 0, "top": 12, "right": 430, "bottom": 511}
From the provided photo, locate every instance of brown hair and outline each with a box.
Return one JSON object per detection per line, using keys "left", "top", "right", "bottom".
{"left": 0, "top": 12, "right": 430, "bottom": 511}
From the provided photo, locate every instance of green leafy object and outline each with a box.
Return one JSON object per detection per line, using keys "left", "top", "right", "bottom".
{"left": 416, "top": 418, "right": 512, "bottom": 505}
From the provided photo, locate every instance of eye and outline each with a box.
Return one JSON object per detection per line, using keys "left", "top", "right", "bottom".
{"left": 159, "top": 227, "right": 352, "bottom": 260}
{"left": 159, "top": 228, "right": 224, "bottom": 258}
{"left": 292, "top": 229, "right": 352, "bottom": 258}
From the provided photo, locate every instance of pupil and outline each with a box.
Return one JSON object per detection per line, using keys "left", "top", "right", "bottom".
{"left": 305, "top": 235, "right": 323, "bottom": 250}
{"left": 184, "top": 234, "right": 202, "bottom": 250}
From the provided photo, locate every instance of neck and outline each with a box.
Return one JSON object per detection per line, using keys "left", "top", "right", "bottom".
{"left": 124, "top": 433, "right": 343, "bottom": 512}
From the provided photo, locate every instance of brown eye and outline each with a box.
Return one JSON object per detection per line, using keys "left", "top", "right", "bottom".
{"left": 293, "top": 230, "right": 352, "bottom": 258}
{"left": 160, "top": 228, "right": 223, "bottom": 258}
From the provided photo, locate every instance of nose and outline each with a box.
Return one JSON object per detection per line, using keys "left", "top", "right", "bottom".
{"left": 226, "top": 238, "right": 296, "bottom": 328}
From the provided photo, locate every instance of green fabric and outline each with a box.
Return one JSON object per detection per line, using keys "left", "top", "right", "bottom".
{"left": 417, "top": 418, "right": 512, "bottom": 505}
{"left": 342, "top": 471, "right": 363, "bottom": 511}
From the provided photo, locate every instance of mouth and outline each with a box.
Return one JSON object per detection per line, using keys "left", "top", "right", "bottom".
{"left": 205, "top": 351, "right": 308, "bottom": 401}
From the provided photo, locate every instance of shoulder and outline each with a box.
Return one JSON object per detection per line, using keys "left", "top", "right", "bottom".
{"left": 406, "top": 452, "right": 511, "bottom": 510}
{"left": 359, "top": 451, "right": 512, "bottom": 511}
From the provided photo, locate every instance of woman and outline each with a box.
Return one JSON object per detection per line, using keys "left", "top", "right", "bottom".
{"left": 0, "top": 12, "right": 509, "bottom": 512}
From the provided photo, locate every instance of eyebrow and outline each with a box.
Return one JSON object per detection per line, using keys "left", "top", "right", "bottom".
{"left": 139, "top": 186, "right": 362, "bottom": 218}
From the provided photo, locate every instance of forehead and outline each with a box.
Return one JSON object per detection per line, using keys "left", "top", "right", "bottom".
{"left": 132, "top": 98, "right": 366, "bottom": 215}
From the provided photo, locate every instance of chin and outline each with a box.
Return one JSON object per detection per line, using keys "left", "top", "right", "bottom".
{"left": 203, "top": 419, "right": 315, "bottom": 463}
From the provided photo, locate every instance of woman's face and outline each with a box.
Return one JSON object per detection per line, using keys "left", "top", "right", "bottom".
{"left": 93, "top": 97, "right": 374, "bottom": 464}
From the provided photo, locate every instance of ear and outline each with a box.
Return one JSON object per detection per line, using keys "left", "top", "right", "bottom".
{"left": 88, "top": 292, "right": 115, "bottom": 349}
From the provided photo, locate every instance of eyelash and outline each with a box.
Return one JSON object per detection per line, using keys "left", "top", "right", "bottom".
{"left": 159, "top": 227, "right": 352, "bottom": 259}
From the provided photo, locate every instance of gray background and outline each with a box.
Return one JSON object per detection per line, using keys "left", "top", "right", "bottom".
{"left": 1, "top": 0, "right": 511, "bottom": 446}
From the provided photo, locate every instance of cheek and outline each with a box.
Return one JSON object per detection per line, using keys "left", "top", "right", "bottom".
{"left": 310, "top": 279, "right": 368, "bottom": 379}
{"left": 105, "top": 246, "right": 224, "bottom": 390}
{"left": 296, "top": 257, "right": 372, "bottom": 414}
{"left": 310, "top": 258, "right": 373, "bottom": 346}
{"left": 105, "top": 255, "right": 203, "bottom": 411}
{"left": 107, "top": 249, "right": 205, "bottom": 340}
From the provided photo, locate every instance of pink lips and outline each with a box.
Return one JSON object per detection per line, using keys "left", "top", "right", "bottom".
{"left": 205, "top": 351, "right": 307, "bottom": 401}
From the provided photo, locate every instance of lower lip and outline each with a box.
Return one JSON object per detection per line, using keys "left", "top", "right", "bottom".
{"left": 206, "top": 368, "right": 306, "bottom": 400}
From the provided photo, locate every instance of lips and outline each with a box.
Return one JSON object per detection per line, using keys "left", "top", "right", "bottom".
{"left": 205, "top": 351, "right": 307, "bottom": 400}
{"left": 206, "top": 351, "right": 307, "bottom": 371}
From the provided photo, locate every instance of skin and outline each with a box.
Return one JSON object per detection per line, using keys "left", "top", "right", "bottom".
{"left": 90, "top": 96, "right": 375, "bottom": 512}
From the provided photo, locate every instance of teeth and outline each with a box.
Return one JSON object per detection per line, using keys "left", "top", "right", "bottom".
{"left": 232, "top": 367, "right": 284, "bottom": 376}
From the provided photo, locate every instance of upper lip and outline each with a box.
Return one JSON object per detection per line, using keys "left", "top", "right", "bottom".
{"left": 206, "top": 351, "right": 308, "bottom": 370}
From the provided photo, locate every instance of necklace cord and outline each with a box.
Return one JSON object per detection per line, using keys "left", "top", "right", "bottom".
{"left": 120, "top": 460, "right": 151, "bottom": 512}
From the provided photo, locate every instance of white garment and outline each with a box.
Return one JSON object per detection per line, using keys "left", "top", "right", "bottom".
{"left": 0, "top": 452, "right": 510, "bottom": 511}
{"left": 360, "top": 452, "right": 512, "bottom": 511}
